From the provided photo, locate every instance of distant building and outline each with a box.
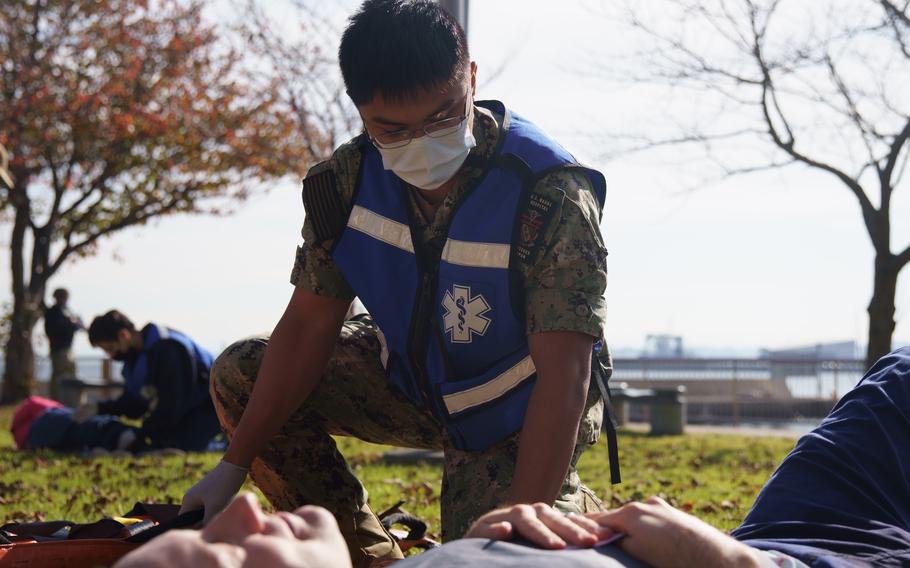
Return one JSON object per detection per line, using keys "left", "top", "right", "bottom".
{"left": 760, "top": 341, "right": 861, "bottom": 361}
{"left": 643, "top": 334, "right": 684, "bottom": 359}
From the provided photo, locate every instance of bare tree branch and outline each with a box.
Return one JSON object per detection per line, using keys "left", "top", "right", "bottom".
{"left": 893, "top": 135, "right": 910, "bottom": 187}
{"left": 898, "top": 243, "right": 910, "bottom": 268}
{"left": 664, "top": 156, "right": 799, "bottom": 197}
{"left": 784, "top": 73, "right": 888, "bottom": 141}
{"left": 823, "top": 54, "right": 882, "bottom": 169}
{"left": 625, "top": 11, "right": 764, "bottom": 86}
{"left": 880, "top": 116, "right": 910, "bottom": 191}
{"left": 881, "top": 0, "right": 910, "bottom": 26}
{"left": 760, "top": 78, "right": 880, "bottom": 243}
{"left": 590, "top": 0, "right": 909, "bottom": 364}
{"left": 48, "top": 198, "right": 183, "bottom": 277}
{"left": 235, "top": 0, "right": 352, "bottom": 165}
{"left": 749, "top": 16, "right": 880, "bottom": 243}
{"left": 598, "top": 128, "right": 767, "bottom": 159}
{"left": 715, "top": 159, "right": 798, "bottom": 176}
{"left": 880, "top": 0, "right": 910, "bottom": 57}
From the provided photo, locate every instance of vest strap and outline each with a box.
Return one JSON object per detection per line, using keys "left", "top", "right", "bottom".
{"left": 593, "top": 362, "right": 622, "bottom": 484}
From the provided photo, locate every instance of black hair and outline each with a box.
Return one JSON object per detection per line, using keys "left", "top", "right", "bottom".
{"left": 339, "top": 0, "right": 470, "bottom": 105}
{"left": 88, "top": 310, "right": 136, "bottom": 345}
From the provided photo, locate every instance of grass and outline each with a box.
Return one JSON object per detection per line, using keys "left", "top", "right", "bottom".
{"left": 0, "top": 405, "right": 797, "bottom": 539}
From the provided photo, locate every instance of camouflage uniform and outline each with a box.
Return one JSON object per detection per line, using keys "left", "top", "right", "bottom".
{"left": 212, "top": 105, "right": 610, "bottom": 563}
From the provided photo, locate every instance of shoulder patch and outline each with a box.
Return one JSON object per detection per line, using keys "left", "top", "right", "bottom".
{"left": 302, "top": 169, "right": 346, "bottom": 244}
{"left": 514, "top": 187, "right": 564, "bottom": 266}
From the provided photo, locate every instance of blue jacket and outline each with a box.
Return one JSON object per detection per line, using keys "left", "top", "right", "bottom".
{"left": 121, "top": 323, "right": 213, "bottom": 399}
{"left": 99, "top": 323, "right": 214, "bottom": 421}
{"left": 332, "top": 101, "right": 606, "bottom": 450}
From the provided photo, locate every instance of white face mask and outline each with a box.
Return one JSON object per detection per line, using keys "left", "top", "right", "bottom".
{"left": 375, "top": 106, "right": 477, "bottom": 190}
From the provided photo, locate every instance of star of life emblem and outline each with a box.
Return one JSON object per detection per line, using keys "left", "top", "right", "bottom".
{"left": 442, "top": 284, "right": 491, "bottom": 343}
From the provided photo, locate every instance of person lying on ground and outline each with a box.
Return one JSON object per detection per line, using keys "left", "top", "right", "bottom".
{"left": 11, "top": 395, "right": 138, "bottom": 454}
{"left": 114, "top": 492, "right": 762, "bottom": 568}
{"left": 119, "top": 347, "right": 910, "bottom": 567}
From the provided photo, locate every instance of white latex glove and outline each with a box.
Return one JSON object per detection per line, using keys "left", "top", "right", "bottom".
{"left": 73, "top": 402, "right": 98, "bottom": 422}
{"left": 179, "top": 460, "right": 249, "bottom": 524}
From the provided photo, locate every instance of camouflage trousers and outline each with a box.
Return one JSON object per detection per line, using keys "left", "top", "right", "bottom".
{"left": 49, "top": 347, "right": 76, "bottom": 401}
{"left": 211, "top": 316, "right": 605, "bottom": 561}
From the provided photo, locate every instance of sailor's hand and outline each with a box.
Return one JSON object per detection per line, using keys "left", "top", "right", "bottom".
{"left": 73, "top": 402, "right": 98, "bottom": 422}
{"left": 180, "top": 459, "right": 249, "bottom": 524}
{"left": 465, "top": 503, "right": 612, "bottom": 549}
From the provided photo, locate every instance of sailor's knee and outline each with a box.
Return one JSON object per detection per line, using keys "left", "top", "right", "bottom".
{"left": 210, "top": 336, "right": 269, "bottom": 405}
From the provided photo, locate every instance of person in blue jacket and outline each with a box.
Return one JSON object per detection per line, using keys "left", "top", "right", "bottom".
{"left": 78, "top": 309, "right": 221, "bottom": 452}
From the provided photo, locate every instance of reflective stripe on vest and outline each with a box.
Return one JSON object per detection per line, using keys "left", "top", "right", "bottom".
{"left": 347, "top": 205, "right": 415, "bottom": 254}
{"left": 442, "top": 354, "right": 536, "bottom": 415}
{"left": 440, "top": 238, "right": 510, "bottom": 269}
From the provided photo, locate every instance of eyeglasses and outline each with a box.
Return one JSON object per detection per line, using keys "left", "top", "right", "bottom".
{"left": 370, "top": 95, "right": 471, "bottom": 149}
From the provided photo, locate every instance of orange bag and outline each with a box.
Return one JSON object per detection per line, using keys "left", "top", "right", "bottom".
{"left": 0, "top": 503, "right": 202, "bottom": 568}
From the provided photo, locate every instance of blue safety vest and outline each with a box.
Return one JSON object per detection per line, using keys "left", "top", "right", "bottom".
{"left": 332, "top": 101, "right": 606, "bottom": 451}
{"left": 121, "top": 323, "right": 214, "bottom": 408}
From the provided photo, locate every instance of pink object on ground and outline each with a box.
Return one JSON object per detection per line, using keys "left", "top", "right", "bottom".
{"left": 10, "top": 396, "right": 64, "bottom": 449}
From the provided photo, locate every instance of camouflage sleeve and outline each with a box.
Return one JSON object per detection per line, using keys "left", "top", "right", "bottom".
{"left": 522, "top": 169, "right": 608, "bottom": 338}
{"left": 289, "top": 138, "right": 364, "bottom": 301}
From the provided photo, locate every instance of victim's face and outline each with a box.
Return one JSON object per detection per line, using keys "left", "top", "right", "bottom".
{"left": 113, "top": 493, "right": 352, "bottom": 568}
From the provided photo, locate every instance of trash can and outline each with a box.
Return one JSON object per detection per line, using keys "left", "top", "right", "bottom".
{"left": 649, "top": 386, "right": 686, "bottom": 435}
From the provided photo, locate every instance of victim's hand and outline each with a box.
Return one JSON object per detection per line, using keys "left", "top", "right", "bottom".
{"left": 586, "top": 496, "right": 765, "bottom": 568}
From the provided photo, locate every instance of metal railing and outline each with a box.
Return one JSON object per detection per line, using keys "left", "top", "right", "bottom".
{"left": 17, "top": 355, "right": 121, "bottom": 382}
{"left": 611, "top": 357, "right": 867, "bottom": 427}
{"left": 4, "top": 355, "right": 868, "bottom": 428}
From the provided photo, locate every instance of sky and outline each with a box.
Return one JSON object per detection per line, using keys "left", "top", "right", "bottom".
{"left": 2, "top": 0, "right": 907, "bottom": 358}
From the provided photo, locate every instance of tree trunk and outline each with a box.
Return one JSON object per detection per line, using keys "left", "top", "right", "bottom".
{"left": 865, "top": 252, "right": 898, "bottom": 369}
{"left": 1, "top": 301, "right": 40, "bottom": 404}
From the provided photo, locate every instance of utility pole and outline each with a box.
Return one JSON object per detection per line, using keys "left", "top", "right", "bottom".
{"left": 439, "top": 0, "right": 469, "bottom": 37}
